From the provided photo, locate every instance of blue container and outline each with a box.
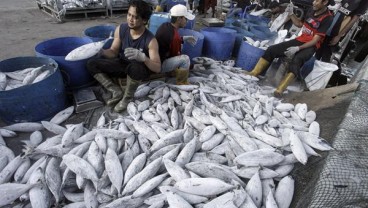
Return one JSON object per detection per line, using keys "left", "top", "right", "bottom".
{"left": 166, "top": 0, "right": 186, "bottom": 12}
{"left": 0, "top": 57, "right": 67, "bottom": 123}
{"left": 226, "top": 26, "right": 254, "bottom": 57}
{"left": 200, "top": 27, "right": 237, "bottom": 61}
{"left": 178, "top": 28, "right": 204, "bottom": 64}
{"left": 250, "top": 25, "right": 276, "bottom": 40}
{"left": 35, "top": 37, "right": 95, "bottom": 90}
{"left": 236, "top": 41, "right": 265, "bottom": 71}
{"left": 83, "top": 25, "right": 116, "bottom": 42}
{"left": 148, "top": 12, "right": 171, "bottom": 35}
{"left": 299, "top": 56, "right": 316, "bottom": 79}
{"left": 184, "top": 19, "right": 196, "bottom": 30}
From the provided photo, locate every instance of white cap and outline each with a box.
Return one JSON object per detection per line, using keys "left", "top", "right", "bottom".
{"left": 170, "top": 4, "right": 195, "bottom": 20}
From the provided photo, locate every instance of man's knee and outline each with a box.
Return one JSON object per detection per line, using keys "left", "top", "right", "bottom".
{"left": 86, "top": 59, "right": 100, "bottom": 76}
{"left": 126, "top": 63, "right": 150, "bottom": 80}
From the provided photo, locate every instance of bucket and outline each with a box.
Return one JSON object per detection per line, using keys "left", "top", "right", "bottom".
{"left": 83, "top": 25, "right": 116, "bottom": 42}
{"left": 166, "top": 0, "right": 186, "bottom": 12}
{"left": 148, "top": 12, "right": 171, "bottom": 35}
{"left": 0, "top": 57, "right": 67, "bottom": 123}
{"left": 35, "top": 37, "right": 95, "bottom": 90}
{"left": 200, "top": 27, "right": 237, "bottom": 61}
{"left": 235, "top": 41, "right": 265, "bottom": 71}
{"left": 178, "top": 28, "right": 204, "bottom": 64}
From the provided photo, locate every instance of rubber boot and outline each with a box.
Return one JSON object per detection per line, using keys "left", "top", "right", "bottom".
{"left": 247, "top": 57, "right": 270, "bottom": 77}
{"left": 114, "top": 76, "right": 141, "bottom": 113}
{"left": 274, "top": 72, "right": 295, "bottom": 97}
{"left": 175, "top": 68, "right": 190, "bottom": 85}
{"left": 155, "top": 5, "right": 163, "bottom": 12}
{"left": 93, "top": 73, "right": 123, "bottom": 106}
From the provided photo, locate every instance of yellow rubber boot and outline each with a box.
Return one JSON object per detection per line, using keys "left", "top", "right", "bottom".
{"left": 175, "top": 68, "right": 190, "bottom": 85}
{"left": 274, "top": 72, "right": 295, "bottom": 97}
{"left": 155, "top": 5, "right": 163, "bottom": 12}
{"left": 248, "top": 57, "right": 270, "bottom": 77}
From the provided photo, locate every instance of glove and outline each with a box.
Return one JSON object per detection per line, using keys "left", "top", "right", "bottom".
{"left": 183, "top": 36, "right": 197, "bottom": 46}
{"left": 284, "top": 46, "right": 300, "bottom": 58}
{"left": 285, "top": 3, "right": 294, "bottom": 15}
{"left": 124, "top": 47, "right": 146, "bottom": 62}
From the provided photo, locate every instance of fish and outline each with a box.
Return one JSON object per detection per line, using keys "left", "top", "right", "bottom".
{"left": 65, "top": 36, "right": 112, "bottom": 61}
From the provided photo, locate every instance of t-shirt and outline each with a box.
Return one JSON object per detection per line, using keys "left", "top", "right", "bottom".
{"left": 155, "top": 22, "right": 182, "bottom": 61}
{"left": 296, "top": 8, "right": 333, "bottom": 48}
{"left": 118, "top": 23, "right": 154, "bottom": 61}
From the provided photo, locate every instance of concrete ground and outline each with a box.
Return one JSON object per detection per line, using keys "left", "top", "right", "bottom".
{"left": 0, "top": 0, "right": 364, "bottom": 207}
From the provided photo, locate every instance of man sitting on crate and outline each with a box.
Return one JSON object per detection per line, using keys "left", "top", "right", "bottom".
{"left": 246, "top": 0, "right": 333, "bottom": 97}
{"left": 87, "top": 0, "right": 161, "bottom": 113}
{"left": 155, "top": 4, "right": 197, "bottom": 84}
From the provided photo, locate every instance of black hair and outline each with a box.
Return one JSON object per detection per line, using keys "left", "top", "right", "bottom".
{"left": 129, "top": 0, "right": 152, "bottom": 22}
{"left": 170, "top": 16, "right": 181, "bottom": 23}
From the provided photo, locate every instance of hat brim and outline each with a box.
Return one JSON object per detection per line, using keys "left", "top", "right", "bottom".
{"left": 185, "top": 13, "right": 195, "bottom": 20}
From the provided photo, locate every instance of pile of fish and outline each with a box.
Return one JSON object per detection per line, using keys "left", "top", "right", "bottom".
{"left": 0, "top": 59, "right": 333, "bottom": 208}
{"left": 0, "top": 65, "right": 55, "bottom": 91}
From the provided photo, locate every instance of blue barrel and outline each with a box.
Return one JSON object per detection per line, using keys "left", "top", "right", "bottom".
{"left": 184, "top": 19, "right": 196, "bottom": 30}
{"left": 299, "top": 56, "right": 316, "bottom": 79}
{"left": 200, "top": 27, "right": 237, "bottom": 61}
{"left": 35, "top": 37, "right": 95, "bottom": 90}
{"left": 178, "top": 28, "right": 204, "bottom": 64}
{"left": 166, "top": 0, "right": 186, "bottom": 12}
{"left": 226, "top": 26, "right": 254, "bottom": 57}
{"left": 148, "top": 12, "right": 171, "bottom": 35}
{"left": 250, "top": 25, "right": 276, "bottom": 40}
{"left": 0, "top": 57, "right": 67, "bottom": 123}
{"left": 83, "top": 25, "right": 116, "bottom": 42}
{"left": 236, "top": 41, "right": 265, "bottom": 71}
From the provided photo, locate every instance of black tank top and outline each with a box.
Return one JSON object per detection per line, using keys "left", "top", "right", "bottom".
{"left": 118, "top": 23, "right": 155, "bottom": 61}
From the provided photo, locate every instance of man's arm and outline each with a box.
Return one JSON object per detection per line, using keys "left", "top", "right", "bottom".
{"left": 300, "top": 34, "right": 322, "bottom": 50}
{"left": 101, "top": 26, "right": 121, "bottom": 58}
{"left": 144, "top": 38, "right": 161, "bottom": 73}
{"left": 289, "top": 13, "right": 303, "bottom": 28}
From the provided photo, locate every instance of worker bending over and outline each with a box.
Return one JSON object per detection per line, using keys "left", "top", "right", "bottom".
{"left": 87, "top": 0, "right": 161, "bottom": 113}
{"left": 247, "top": 0, "right": 333, "bottom": 97}
{"left": 155, "top": 4, "right": 197, "bottom": 85}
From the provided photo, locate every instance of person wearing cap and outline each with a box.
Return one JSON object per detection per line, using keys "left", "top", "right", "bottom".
{"left": 246, "top": 0, "right": 333, "bottom": 97}
{"left": 155, "top": 4, "right": 197, "bottom": 85}
{"left": 86, "top": 0, "right": 161, "bottom": 113}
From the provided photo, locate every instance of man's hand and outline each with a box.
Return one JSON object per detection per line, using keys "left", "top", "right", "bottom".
{"left": 124, "top": 48, "right": 146, "bottom": 62}
{"left": 284, "top": 46, "right": 300, "bottom": 58}
{"left": 183, "top": 36, "right": 197, "bottom": 46}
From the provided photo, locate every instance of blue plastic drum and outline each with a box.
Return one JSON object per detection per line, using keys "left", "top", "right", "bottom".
{"left": 200, "top": 27, "right": 237, "bottom": 61}
{"left": 35, "top": 37, "right": 96, "bottom": 90}
{"left": 0, "top": 57, "right": 67, "bottom": 123}
{"left": 178, "top": 28, "right": 204, "bottom": 64}
{"left": 225, "top": 26, "right": 254, "bottom": 57}
{"left": 148, "top": 12, "right": 171, "bottom": 35}
{"left": 236, "top": 41, "right": 265, "bottom": 71}
{"left": 83, "top": 25, "right": 116, "bottom": 42}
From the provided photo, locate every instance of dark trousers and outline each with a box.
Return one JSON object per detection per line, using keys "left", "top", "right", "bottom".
{"left": 263, "top": 39, "right": 316, "bottom": 76}
{"left": 315, "top": 36, "right": 338, "bottom": 62}
{"left": 87, "top": 58, "right": 151, "bottom": 81}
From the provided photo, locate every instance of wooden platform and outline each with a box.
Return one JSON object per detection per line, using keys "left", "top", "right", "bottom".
{"left": 36, "top": 0, "right": 108, "bottom": 22}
